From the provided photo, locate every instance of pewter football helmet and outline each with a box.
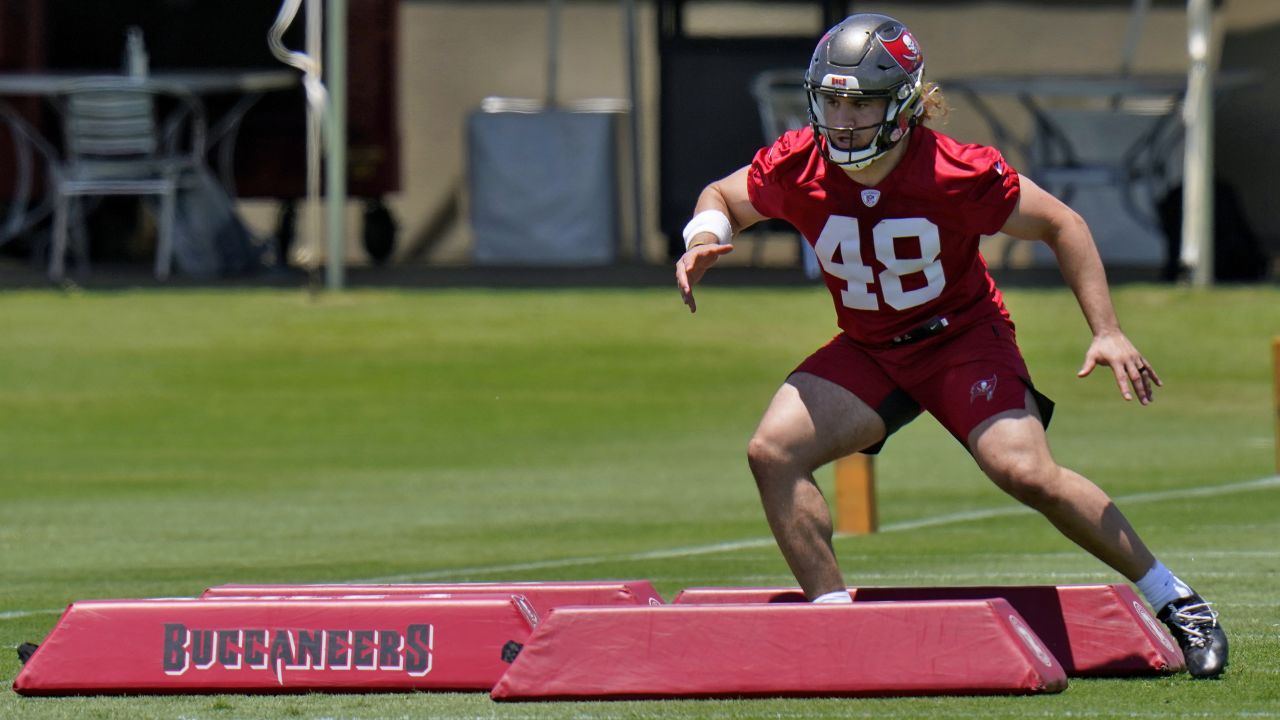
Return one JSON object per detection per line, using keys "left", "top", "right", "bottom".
{"left": 804, "top": 14, "right": 926, "bottom": 169}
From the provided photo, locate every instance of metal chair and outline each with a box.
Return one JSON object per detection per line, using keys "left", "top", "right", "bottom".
{"left": 48, "top": 77, "right": 206, "bottom": 281}
{"left": 751, "top": 69, "right": 811, "bottom": 147}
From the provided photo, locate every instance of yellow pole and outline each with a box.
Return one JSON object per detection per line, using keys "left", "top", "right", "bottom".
{"left": 835, "top": 453, "right": 877, "bottom": 534}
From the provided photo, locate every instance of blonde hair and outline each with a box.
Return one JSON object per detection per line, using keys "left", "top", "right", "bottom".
{"left": 919, "top": 81, "right": 949, "bottom": 125}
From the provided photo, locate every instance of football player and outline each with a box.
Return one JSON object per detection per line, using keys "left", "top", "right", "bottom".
{"left": 675, "top": 13, "right": 1226, "bottom": 678}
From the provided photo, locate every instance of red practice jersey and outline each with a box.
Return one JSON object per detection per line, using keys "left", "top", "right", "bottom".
{"left": 747, "top": 126, "right": 1020, "bottom": 346}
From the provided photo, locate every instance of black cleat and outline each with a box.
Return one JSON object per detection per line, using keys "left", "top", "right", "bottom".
{"left": 1158, "top": 593, "right": 1228, "bottom": 678}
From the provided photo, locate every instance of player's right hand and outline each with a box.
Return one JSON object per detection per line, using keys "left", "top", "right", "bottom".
{"left": 676, "top": 243, "right": 735, "bottom": 313}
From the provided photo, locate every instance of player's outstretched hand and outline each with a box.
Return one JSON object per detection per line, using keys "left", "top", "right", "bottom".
{"left": 1077, "top": 330, "right": 1162, "bottom": 405}
{"left": 675, "top": 243, "right": 735, "bottom": 313}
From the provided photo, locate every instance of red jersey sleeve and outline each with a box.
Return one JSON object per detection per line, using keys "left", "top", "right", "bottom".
{"left": 941, "top": 142, "right": 1020, "bottom": 236}
{"left": 746, "top": 128, "right": 817, "bottom": 220}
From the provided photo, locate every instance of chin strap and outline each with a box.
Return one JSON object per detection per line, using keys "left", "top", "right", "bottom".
{"left": 822, "top": 132, "right": 895, "bottom": 169}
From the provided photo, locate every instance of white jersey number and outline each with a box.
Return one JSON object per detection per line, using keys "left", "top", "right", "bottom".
{"left": 813, "top": 216, "right": 944, "bottom": 311}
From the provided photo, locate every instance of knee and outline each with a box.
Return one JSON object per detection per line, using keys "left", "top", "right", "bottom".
{"left": 747, "top": 431, "right": 799, "bottom": 479}
{"left": 985, "top": 453, "right": 1063, "bottom": 508}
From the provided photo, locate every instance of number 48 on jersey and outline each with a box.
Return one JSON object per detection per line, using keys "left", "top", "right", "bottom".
{"left": 814, "top": 216, "right": 944, "bottom": 311}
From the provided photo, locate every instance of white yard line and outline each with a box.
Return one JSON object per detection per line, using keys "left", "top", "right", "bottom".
{"left": 0, "top": 608, "right": 62, "bottom": 621}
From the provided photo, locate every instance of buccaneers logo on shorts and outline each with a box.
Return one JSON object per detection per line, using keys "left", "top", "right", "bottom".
{"left": 969, "top": 375, "right": 998, "bottom": 403}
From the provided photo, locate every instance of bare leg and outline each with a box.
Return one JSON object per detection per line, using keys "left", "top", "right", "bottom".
{"left": 748, "top": 373, "right": 886, "bottom": 598}
{"left": 969, "top": 390, "right": 1156, "bottom": 581}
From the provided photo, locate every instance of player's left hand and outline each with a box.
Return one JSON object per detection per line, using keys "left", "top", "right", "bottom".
{"left": 1077, "top": 330, "right": 1162, "bottom": 405}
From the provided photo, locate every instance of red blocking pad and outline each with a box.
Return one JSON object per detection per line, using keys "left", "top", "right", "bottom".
{"left": 490, "top": 600, "right": 1067, "bottom": 700}
{"left": 14, "top": 596, "right": 537, "bottom": 695}
{"left": 201, "top": 580, "right": 665, "bottom": 608}
{"left": 672, "top": 584, "right": 1184, "bottom": 677}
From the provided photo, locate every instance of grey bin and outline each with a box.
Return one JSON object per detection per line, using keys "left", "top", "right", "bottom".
{"left": 468, "top": 98, "right": 623, "bottom": 266}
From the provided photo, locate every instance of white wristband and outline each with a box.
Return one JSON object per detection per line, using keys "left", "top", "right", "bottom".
{"left": 682, "top": 209, "right": 732, "bottom": 251}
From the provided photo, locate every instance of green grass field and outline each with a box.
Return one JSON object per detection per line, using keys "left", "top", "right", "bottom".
{"left": 1, "top": 282, "right": 1277, "bottom": 719}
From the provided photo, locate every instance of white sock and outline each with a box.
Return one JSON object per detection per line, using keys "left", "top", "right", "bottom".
{"left": 1135, "top": 560, "right": 1194, "bottom": 610}
{"left": 812, "top": 590, "right": 853, "bottom": 604}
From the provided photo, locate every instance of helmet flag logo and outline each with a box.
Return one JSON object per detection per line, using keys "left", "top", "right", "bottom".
{"left": 881, "top": 30, "right": 922, "bottom": 73}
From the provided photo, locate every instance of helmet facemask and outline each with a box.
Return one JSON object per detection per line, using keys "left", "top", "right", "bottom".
{"left": 804, "top": 15, "right": 927, "bottom": 169}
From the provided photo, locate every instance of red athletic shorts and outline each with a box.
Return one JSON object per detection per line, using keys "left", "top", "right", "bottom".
{"left": 793, "top": 318, "right": 1054, "bottom": 453}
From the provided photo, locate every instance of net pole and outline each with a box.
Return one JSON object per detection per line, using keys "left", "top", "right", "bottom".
{"left": 324, "top": 0, "right": 348, "bottom": 290}
{"left": 624, "top": 0, "right": 645, "bottom": 262}
{"left": 1181, "top": 0, "right": 1214, "bottom": 287}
